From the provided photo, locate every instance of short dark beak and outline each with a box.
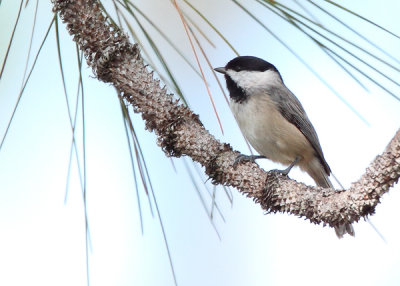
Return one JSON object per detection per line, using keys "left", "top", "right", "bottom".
{"left": 214, "top": 67, "right": 227, "bottom": 74}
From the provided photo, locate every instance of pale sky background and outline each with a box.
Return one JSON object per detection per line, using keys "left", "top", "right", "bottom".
{"left": 0, "top": 0, "right": 400, "bottom": 286}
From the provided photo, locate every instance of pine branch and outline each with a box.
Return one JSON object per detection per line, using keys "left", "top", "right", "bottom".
{"left": 52, "top": 0, "right": 400, "bottom": 230}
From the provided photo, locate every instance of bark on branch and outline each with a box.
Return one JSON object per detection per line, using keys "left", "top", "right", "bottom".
{"left": 52, "top": 0, "right": 400, "bottom": 229}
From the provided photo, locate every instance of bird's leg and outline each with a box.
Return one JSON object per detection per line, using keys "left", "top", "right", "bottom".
{"left": 233, "top": 154, "right": 266, "bottom": 166}
{"left": 272, "top": 156, "right": 300, "bottom": 176}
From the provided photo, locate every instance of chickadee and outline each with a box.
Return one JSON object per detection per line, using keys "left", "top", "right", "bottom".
{"left": 215, "top": 56, "right": 354, "bottom": 238}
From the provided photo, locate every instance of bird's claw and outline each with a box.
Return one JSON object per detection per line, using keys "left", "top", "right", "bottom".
{"left": 233, "top": 154, "right": 266, "bottom": 167}
{"left": 234, "top": 155, "right": 251, "bottom": 166}
{"left": 270, "top": 156, "right": 300, "bottom": 176}
{"left": 270, "top": 168, "right": 290, "bottom": 177}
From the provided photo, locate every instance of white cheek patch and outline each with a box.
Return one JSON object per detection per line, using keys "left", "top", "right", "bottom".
{"left": 226, "top": 70, "right": 282, "bottom": 94}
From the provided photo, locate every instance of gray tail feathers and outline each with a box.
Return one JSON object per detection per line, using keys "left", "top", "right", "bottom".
{"left": 334, "top": 223, "right": 355, "bottom": 239}
{"left": 303, "top": 158, "right": 355, "bottom": 239}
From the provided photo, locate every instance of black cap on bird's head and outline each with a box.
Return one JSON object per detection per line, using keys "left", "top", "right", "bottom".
{"left": 214, "top": 56, "right": 280, "bottom": 74}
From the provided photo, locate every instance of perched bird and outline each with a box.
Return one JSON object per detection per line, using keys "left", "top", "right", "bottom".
{"left": 215, "top": 56, "right": 354, "bottom": 238}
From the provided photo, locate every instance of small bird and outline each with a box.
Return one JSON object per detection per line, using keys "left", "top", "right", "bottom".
{"left": 215, "top": 56, "right": 354, "bottom": 238}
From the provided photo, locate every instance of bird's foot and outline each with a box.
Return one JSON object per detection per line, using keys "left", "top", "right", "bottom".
{"left": 233, "top": 154, "right": 266, "bottom": 167}
{"left": 270, "top": 167, "right": 291, "bottom": 177}
{"left": 270, "top": 156, "right": 301, "bottom": 176}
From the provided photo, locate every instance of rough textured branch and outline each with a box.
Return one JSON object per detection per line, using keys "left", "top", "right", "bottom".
{"left": 263, "top": 130, "right": 400, "bottom": 227}
{"left": 52, "top": 0, "right": 400, "bottom": 229}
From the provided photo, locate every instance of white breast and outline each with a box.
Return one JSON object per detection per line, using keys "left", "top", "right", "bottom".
{"left": 230, "top": 93, "right": 314, "bottom": 166}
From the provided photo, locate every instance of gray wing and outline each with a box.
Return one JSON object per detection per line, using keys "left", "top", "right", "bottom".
{"left": 267, "top": 85, "right": 331, "bottom": 175}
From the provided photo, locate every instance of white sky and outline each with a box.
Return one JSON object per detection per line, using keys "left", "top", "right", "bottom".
{"left": 0, "top": 0, "right": 399, "bottom": 285}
